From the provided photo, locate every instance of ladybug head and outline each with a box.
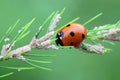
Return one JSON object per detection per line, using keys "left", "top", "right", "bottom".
{"left": 55, "top": 32, "right": 64, "bottom": 46}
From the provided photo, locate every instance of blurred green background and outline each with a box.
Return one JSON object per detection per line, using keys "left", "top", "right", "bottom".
{"left": 0, "top": 0, "right": 120, "bottom": 80}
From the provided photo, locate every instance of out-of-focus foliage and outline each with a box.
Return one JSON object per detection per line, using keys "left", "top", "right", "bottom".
{"left": 0, "top": 0, "right": 120, "bottom": 80}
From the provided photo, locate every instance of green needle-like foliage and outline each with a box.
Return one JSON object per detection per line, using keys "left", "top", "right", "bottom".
{"left": 12, "top": 18, "right": 35, "bottom": 43}
{"left": 0, "top": 8, "right": 120, "bottom": 79}
{"left": 0, "top": 72, "right": 14, "bottom": 79}
{"left": 0, "top": 66, "right": 35, "bottom": 70}
{"left": 26, "top": 61, "right": 52, "bottom": 71}
{"left": 27, "top": 58, "right": 52, "bottom": 64}
{"left": 0, "top": 19, "right": 20, "bottom": 44}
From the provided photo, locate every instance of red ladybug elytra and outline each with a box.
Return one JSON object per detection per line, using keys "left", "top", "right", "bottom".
{"left": 56, "top": 23, "right": 87, "bottom": 47}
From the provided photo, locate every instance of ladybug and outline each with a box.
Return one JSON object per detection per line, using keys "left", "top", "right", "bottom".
{"left": 55, "top": 23, "right": 87, "bottom": 47}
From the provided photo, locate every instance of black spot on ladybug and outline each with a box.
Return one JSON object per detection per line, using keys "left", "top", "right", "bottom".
{"left": 82, "top": 33, "right": 85, "bottom": 39}
{"left": 70, "top": 31, "right": 75, "bottom": 37}
{"left": 70, "top": 42, "right": 74, "bottom": 45}
{"left": 66, "top": 24, "right": 71, "bottom": 27}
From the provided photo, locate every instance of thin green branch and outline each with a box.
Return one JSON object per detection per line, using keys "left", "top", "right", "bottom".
{"left": 17, "top": 31, "right": 30, "bottom": 42}
{"left": 0, "top": 19, "right": 20, "bottom": 44}
{"left": 60, "top": 8, "right": 66, "bottom": 15}
{"left": 16, "top": 18, "right": 35, "bottom": 42}
{"left": 87, "top": 22, "right": 119, "bottom": 40}
{"left": 10, "top": 18, "right": 35, "bottom": 44}
{"left": 27, "top": 58, "right": 52, "bottom": 64}
{"left": 24, "top": 53, "right": 60, "bottom": 57}
{"left": 83, "top": 13, "right": 103, "bottom": 26}
{"left": 0, "top": 66, "right": 35, "bottom": 70}
{"left": 36, "top": 12, "right": 55, "bottom": 37}
{"left": 25, "top": 61, "right": 52, "bottom": 71}
{"left": 8, "top": 19, "right": 20, "bottom": 35}
{"left": 0, "top": 72, "right": 14, "bottom": 78}
{"left": 2, "top": 53, "right": 12, "bottom": 60}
